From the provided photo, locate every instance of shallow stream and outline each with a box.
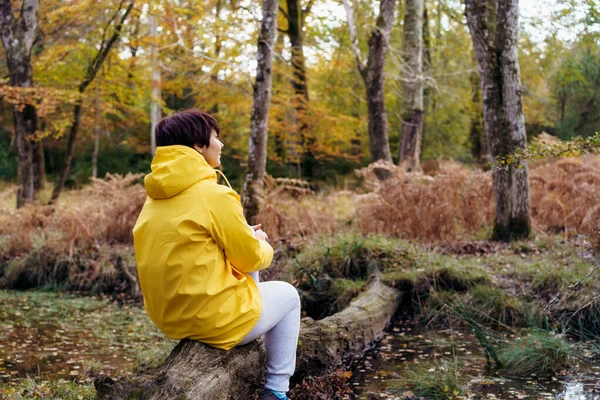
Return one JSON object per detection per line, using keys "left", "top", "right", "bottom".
{"left": 351, "top": 318, "right": 600, "bottom": 399}
{"left": 0, "top": 290, "right": 172, "bottom": 385}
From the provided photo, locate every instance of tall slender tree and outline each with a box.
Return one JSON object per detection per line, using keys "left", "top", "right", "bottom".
{"left": 0, "top": 0, "right": 42, "bottom": 208}
{"left": 50, "top": 0, "right": 134, "bottom": 204}
{"left": 398, "top": 0, "right": 424, "bottom": 172}
{"left": 342, "top": 0, "right": 397, "bottom": 165}
{"left": 465, "top": 0, "right": 531, "bottom": 240}
{"left": 242, "top": 0, "right": 279, "bottom": 221}
{"left": 149, "top": 14, "right": 161, "bottom": 157}
{"left": 281, "top": 0, "right": 315, "bottom": 177}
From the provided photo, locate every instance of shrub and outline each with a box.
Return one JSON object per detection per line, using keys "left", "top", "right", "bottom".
{"left": 0, "top": 173, "right": 144, "bottom": 296}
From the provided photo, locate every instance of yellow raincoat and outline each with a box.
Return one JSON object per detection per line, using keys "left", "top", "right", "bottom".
{"left": 133, "top": 145, "right": 273, "bottom": 350}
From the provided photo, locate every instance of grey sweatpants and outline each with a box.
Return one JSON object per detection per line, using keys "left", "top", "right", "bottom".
{"left": 238, "top": 272, "right": 301, "bottom": 393}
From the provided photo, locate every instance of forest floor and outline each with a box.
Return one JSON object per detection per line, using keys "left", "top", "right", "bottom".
{"left": 0, "top": 232, "right": 598, "bottom": 399}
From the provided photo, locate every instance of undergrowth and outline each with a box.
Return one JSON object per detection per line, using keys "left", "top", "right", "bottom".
{"left": 0, "top": 174, "right": 144, "bottom": 296}
{"left": 402, "top": 359, "right": 468, "bottom": 400}
{"left": 499, "top": 330, "right": 572, "bottom": 377}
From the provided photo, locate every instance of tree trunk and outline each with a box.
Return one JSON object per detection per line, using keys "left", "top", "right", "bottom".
{"left": 94, "top": 279, "right": 403, "bottom": 400}
{"left": 150, "top": 14, "right": 161, "bottom": 157}
{"left": 242, "top": 0, "right": 278, "bottom": 222}
{"left": 92, "top": 85, "right": 101, "bottom": 179}
{"left": 209, "top": 0, "right": 223, "bottom": 116}
{"left": 468, "top": 71, "right": 486, "bottom": 165}
{"left": 399, "top": 0, "right": 424, "bottom": 172}
{"left": 465, "top": 0, "right": 531, "bottom": 241}
{"left": 0, "top": 0, "right": 41, "bottom": 208}
{"left": 421, "top": 3, "right": 431, "bottom": 159}
{"left": 34, "top": 139, "right": 45, "bottom": 191}
{"left": 50, "top": 1, "right": 133, "bottom": 204}
{"left": 285, "top": 0, "right": 313, "bottom": 178}
{"left": 342, "top": 0, "right": 397, "bottom": 165}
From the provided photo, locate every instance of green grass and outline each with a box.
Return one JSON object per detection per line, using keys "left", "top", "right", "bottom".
{"left": 293, "top": 231, "right": 413, "bottom": 318}
{"left": 402, "top": 359, "right": 468, "bottom": 400}
{"left": 499, "top": 330, "right": 572, "bottom": 377}
{"left": 0, "top": 378, "right": 95, "bottom": 400}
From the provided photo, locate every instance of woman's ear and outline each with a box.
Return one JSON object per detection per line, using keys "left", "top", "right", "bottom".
{"left": 193, "top": 144, "right": 204, "bottom": 154}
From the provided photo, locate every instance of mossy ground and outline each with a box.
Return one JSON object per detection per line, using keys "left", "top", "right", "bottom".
{"left": 291, "top": 231, "right": 598, "bottom": 398}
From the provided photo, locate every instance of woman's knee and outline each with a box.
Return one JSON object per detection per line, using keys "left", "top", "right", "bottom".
{"left": 278, "top": 281, "right": 300, "bottom": 310}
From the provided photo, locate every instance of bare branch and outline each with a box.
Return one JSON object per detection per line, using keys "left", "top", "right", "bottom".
{"left": 98, "top": 0, "right": 125, "bottom": 56}
{"left": 341, "top": 0, "right": 365, "bottom": 75}
{"left": 571, "top": 264, "right": 600, "bottom": 289}
{"left": 82, "top": 1, "right": 133, "bottom": 93}
{"left": 279, "top": 5, "right": 290, "bottom": 22}
{"left": 302, "top": 0, "right": 316, "bottom": 17}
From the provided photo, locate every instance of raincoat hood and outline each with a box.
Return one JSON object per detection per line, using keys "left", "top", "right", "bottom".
{"left": 144, "top": 145, "right": 217, "bottom": 199}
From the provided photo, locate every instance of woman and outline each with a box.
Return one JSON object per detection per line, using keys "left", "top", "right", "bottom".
{"left": 133, "top": 110, "right": 300, "bottom": 400}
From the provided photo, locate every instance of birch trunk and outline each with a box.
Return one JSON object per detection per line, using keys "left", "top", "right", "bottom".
{"left": 150, "top": 15, "right": 161, "bottom": 157}
{"left": 0, "top": 0, "right": 41, "bottom": 208}
{"left": 465, "top": 0, "right": 531, "bottom": 240}
{"left": 242, "top": 0, "right": 278, "bottom": 222}
{"left": 398, "top": 0, "right": 424, "bottom": 172}
{"left": 342, "top": 0, "right": 397, "bottom": 165}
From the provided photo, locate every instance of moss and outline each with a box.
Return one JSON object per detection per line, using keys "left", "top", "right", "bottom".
{"left": 293, "top": 231, "right": 411, "bottom": 319}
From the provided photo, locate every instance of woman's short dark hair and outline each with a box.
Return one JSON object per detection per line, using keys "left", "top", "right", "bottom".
{"left": 155, "top": 109, "right": 220, "bottom": 148}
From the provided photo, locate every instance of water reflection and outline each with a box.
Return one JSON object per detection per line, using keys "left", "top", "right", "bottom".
{"left": 351, "top": 318, "right": 600, "bottom": 400}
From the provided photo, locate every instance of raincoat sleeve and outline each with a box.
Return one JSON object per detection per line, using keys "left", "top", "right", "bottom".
{"left": 204, "top": 188, "right": 274, "bottom": 273}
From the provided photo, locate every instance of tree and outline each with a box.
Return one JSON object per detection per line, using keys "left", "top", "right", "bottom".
{"left": 281, "top": 0, "right": 315, "bottom": 177}
{"left": 0, "top": 0, "right": 42, "bottom": 208}
{"left": 50, "top": 0, "right": 134, "bottom": 204}
{"left": 149, "top": 14, "right": 161, "bottom": 157}
{"left": 342, "top": 0, "right": 397, "bottom": 164}
{"left": 465, "top": 0, "right": 531, "bottom": 240}
{"left": 398, "top": 0, "right": 424, "bottom": 172}
{"left": 241, "top": 0, "right": 279, "bottom": 221}
{"left": 468, "top": 70, "right": 487, "bottom": 165}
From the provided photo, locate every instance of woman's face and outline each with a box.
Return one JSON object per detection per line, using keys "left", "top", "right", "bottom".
{"left": 195, "top": 131, "right": 224, "bottom": 167}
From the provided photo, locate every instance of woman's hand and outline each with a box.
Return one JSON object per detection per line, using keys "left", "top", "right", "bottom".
{"left": 251, "top": 224, "right": 269, "bottom": 241}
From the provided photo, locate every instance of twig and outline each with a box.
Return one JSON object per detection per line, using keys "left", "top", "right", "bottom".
{"left": 570, "top": 264, "right": 600, "bottom": 289}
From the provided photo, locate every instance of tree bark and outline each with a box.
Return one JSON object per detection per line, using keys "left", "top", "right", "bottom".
{"left": 342, "top": 0, "right": 397, "bottom": 165}
{"left": 399, "top": 0, "right": 424, "bottom": 172}
{"left": 468, "top": 71, "right": 487, "bottom": 165}
{"left": 421, "top": 3, "right": 431, "bottom": 160}
{"left": 94, "top": 279, "right": 403, "bottom": 400}
{"left": 50, "top": 1, "right": 134, "bottom": 205}
{"left": 465, "top": 0, "right": 531, "bottom": 240}
{"left": 0, "top": 0, "right": 41, "bottom": 208}
{"left": 242, "top": 0, "right": 279, "bottom": 222}
{"left": 149, "top": 14, "right": 161, "bottom": 157}
{"left": 285, "top": 0, "right": 314, "bottom": 178}
{"left": 92, "top": 86, "right": 101, "bottom": 179}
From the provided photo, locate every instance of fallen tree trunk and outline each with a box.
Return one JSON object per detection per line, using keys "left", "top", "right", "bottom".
{"left": 94, "top": 279, "right": 403, "bottom": 400}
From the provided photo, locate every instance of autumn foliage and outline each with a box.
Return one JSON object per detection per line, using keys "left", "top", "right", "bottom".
{"left": 0, "top": 174, "right": 145, "bottom": 294}
{"left": 259, "top": 155, "right": 600, "bottom": 242}
{"left": 0, "top": 156, "right": 599, "bottom": 293}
